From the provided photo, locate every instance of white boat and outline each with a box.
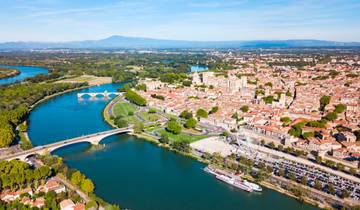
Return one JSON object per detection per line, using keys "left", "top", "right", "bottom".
{"left": 216, "top": 175, "right": 253, "bottom": 192}
{"left": 243, "top": 180, "right": 262, "bottom": 192}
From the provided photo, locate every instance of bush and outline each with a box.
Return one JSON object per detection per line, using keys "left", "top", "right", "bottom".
{"left": 209, "top": 106, "right": 219, "bottom": 114}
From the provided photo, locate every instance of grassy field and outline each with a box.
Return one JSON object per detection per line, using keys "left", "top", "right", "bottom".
{"left": 140, "top": 111, "right": 161, "bottom": 122}
{"left": 156, "top": 129, "right": 208, "bottom": 143}
{"left": 113, "top": 102, "right": 138, "bottom": 118}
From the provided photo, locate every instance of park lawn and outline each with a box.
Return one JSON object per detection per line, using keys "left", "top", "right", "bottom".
{"left": 140, "top": 112, "right": 161, "bottom": 122}
{"left": 125, "top": 116, "right": 141, "bottom": 124}
{"left": 156, "top": 129, "right": 208, "bottom": 143}
{"left": 113, "top": 102, "right": 138, "bottom": 118}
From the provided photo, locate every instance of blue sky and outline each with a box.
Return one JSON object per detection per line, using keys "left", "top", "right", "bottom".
{"left": 1, "top": 0, "right": 359, "bottom": 42}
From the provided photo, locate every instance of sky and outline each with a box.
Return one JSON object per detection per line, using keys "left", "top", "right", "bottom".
{"left": 0, "top": 0, "right": 360, "bottom": 42}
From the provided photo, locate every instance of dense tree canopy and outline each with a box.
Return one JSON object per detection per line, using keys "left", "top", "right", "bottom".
{"left": 319, "top": 95, "right": 331, "bottom": 111}
{"left": 124, "top": 89, "right": 147, "bottom": 106}
{"left": 196, "top": 108, "right": 208, "bottom": 119}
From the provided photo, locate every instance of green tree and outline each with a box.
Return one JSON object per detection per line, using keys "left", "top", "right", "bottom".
{"left": 209, "top": 106, "right": 219, "bottom": 114}
{"left": 301, "top": 176, "right": 308, "bottom": 185}
{"left": 166, "top": 119, "right": 182, "bottom": 134}
{"left": 0, "top": 125, "right": 15, "bottom": 147}
{"left": 70, "top": 171, "right": 84, "bottom": 186}
{"left": 171, "top": 141, "right": 190, "bottom": 153}
{"left": 133, "top": 122, "right": 144, "bottom": 134}
{"left": 159, "top": 134, "right": 169, "bottom": 144}
{"left": 314, "top": 179, "right": 322, "bottom": 190}
{"left": 334, "top": 104, "right": 346, "bottom": 113}
{"left": 323, "top": 112, "right": 338, "bottom": 121}
{"left": 342, "top": 189, "right": 350, "bottom": 198}
{"left": 124, "top": 89, "right": 147, "bottom": 106}
{"left": 114, "top": 118, "right": 129, "bottom": 128}
{"left": 184, "top": 117, "right": 197, "bottom": 129}
{"left": 240, "top": 105, "right": 249, "bottom": 113}
{"left": 319, "top": 95, "right": 331, "bottom": 111}
{"left": 81, "top": 179, "right": 95, "bottom": 194}
{"left": 328, "top": 184, "right": 335, "bottom": 195}
{"left": 280, "top": 117, "right": 291, "bottom": 123}
{"left": 196, "top": 108, "right": 208, "bottom": 119}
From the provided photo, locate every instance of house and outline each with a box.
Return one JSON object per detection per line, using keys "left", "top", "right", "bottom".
{"left": 33, "top": 197, "right": 45, "bottom": 208}
{"left": 60, "top": 199, "right": 75, "bottom": 210}
{"left": 73, "top": 203, "right": 86, "bottom": 210}
{"left": 42, "top": 180, "right": 66, "bottom": 194}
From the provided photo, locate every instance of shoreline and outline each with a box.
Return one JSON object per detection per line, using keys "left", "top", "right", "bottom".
{"left": 102, "top": 97, "right": 348, "bottom": 210}
{"left": 0, "top": 68, "right": 21, "bottom": 79}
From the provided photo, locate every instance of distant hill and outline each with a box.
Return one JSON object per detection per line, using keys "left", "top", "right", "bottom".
{"left": 1, "top": 35, "right": 360, "bottom": 49}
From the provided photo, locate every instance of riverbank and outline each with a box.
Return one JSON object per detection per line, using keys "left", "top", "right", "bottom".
{"left": 102, "top": 96, "right": 349, "bottom": 209}
{"left": 0, "top": 67, "right": 20, "bottom": 79}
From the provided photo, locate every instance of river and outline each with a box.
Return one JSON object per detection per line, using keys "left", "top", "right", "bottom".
{"left": 27, "top": 81, "right": 318, "bottom": 210}
{"left": 0, "top": 65, "right": 48, "bottom": 85}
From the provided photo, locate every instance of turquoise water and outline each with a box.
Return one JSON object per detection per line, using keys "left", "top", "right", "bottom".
{"left": 0, "top": 65, "right": 48, "bottom": 85}
{"left": 190, "top": 65, "right": 208, "bottom": 72}
{"left": 27, "top": 77, "right": 318, "bottom": 210}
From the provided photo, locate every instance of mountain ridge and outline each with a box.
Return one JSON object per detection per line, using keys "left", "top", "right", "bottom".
{"left": 1, "top": 35, "right": 359, "bottom": 49}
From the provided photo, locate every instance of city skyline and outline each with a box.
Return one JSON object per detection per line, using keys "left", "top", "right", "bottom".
{"left": 1, "top": 0, "right": 360, "bottom": 42}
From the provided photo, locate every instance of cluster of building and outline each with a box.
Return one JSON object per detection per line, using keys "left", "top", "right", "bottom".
{"left": 0, "top": 179, "right": 85, "bottom": 210}
{"left": 139, "top": 52, "right": 360, "bottom": 167}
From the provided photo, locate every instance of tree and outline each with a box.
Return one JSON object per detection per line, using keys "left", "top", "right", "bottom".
{"left": 328, "top": 184, "right": 335, "bottom": 195}
{"left": 279, "top": 169, "right": 285, "bottom": 177}
{"left": 196, "top": 108, "right": 208, "bottom": 119}
{"left": 171, "top": 141, "right": 190, "bottom": 153}
{"left": 240, "top": 105, "right": 249, "bottom": 113}
{"left": 280, "top": 117, "right": 291, "bottom": 123}
{"left": 302, "top": 131, "right": 315, "bottom": 139}
{"left": 166, "top": 119, "right": 182, "bottom": 134}
{"left": 0, "top": 125, "right": 15, "bottom": 147}
{"left": 334, "top": 104, "right": 346, "bottom": 113}
{"left": 182, "top": 80, "right": 192, "bottom": 87}
{"left": 314, "top": 179, "right": 322, "bottom": 190}
{"left": 114, "top": 118, "right": 128, "bottom": 128}
{"left": 184, "top": 117, "right": 197, "bottom": 129}
{"left": 159, "top": 134, "right": 169, "bottom": 144}
{"left": 301, "top": 176, "right": 308, "bottom": 185}
{"left": 319, "top": 95, "right": 331, "bottom": 111}
{"left": 264, "top": 82, "right": 273, "bottom": 88}
{"left": 179, "top": 110, "right": 192, "bottom": 119}
{"left": 315, "top": 156, "right": 322, "bottom": 164}
{"left": 323, "top": 112, "right": 338, "bottom": 121}
{"left": 148, "top": 108, "right": 157, "bottom": 114}
{"left": 133, "top": 122, "right": 144, "bottom": 134}
{"left": 81, "top": 179, "right": 94, "bottom": 194}
{"left": 209, "top": 106, "right": 219, "bottom": 114}
{"left": 342, "top": 189, "right": 350, "bottom": 198}
{"left": 124, "top": 89, "right": 147, "bottom": 106}
{"left": 262, "top": 95, "right": 274, "bottom": 104}
{"left": 70, "top": 171, "right": 84, "bottom": 186}
{"left": 288, "top": 172, "right": 296, "bottom": 181}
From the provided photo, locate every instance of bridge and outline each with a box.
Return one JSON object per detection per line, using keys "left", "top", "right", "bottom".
{"left": 77, "top": 91, "right": 121, "bottom": 99}
{"left": 1, "top": 127, "right": 133, "bottom": 161}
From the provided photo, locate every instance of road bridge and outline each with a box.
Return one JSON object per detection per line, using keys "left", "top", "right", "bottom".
{"left": 77, "top": 91, "right": 121, "bottom": 99}
{"left": 1, "top": 127, "right": 133, "bottom": 161}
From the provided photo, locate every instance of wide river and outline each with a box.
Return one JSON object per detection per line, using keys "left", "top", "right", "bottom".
{"left": 0, "top": 65, "right": 48, "bottom": 85}
{"left": 26, "top": 82, "right": 318, "bottom": 210}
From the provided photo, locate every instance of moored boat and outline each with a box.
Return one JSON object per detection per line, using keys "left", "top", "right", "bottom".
{"left": 216, "top": 175, "right": 253, "bottom": 192}
{"left": 243, "top": 180, "right": 262, "bottom": 192}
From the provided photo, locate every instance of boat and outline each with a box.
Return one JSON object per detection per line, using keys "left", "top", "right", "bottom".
{"left": 243, "top": 180, "right": 262, "bottom": 192}
{"left": 216, "top": 175, "right": 253, "bottom": 192}
{"left": 204, "top": 166, "right": 218, "bottom": 176}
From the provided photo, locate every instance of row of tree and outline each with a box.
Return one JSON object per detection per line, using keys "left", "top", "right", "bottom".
{"left": 0, "top": 160, "right": 51, "bottom": 190}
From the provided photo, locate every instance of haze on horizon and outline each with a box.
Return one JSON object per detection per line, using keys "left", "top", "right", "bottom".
{"left": 1, "top": 0, "right": 360, "bottom": 42}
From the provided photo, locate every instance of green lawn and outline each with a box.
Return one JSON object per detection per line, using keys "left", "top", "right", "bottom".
{"left": 140, "top": 112, "right": 161, "bottom": 122}
{"left": 112, "top": 102, "right": 138, "bottom": 118}
{"left": 156, "top": 129, "right": 207, "bottom": 143}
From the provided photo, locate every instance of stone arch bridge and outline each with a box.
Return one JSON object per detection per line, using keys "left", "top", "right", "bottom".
{"left": 77, "top": 91, "right": 121, "bottom": 99}
{"left": 1, "top": 127, "right": 133, "bottom": 161}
